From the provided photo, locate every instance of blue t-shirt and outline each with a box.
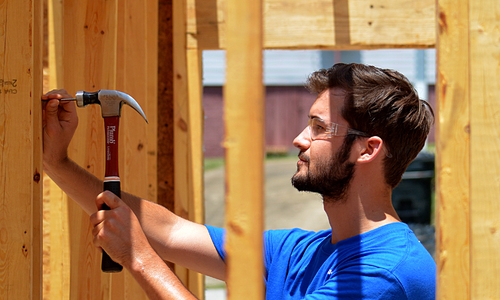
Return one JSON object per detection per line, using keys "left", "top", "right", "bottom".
{"left": 206, "top": 222, "right": 435, "bottom": 299}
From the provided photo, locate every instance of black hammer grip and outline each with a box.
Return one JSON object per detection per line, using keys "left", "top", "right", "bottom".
{"left": 101, "top": 180, "right": 124, "bottom": 272}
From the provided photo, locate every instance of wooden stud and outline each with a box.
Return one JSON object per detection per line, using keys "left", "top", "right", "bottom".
{"left": 469, "top": 0, "right": 500, "bottom": 298}
{"left": 173, "top": 0, "right": 206, "bottom": 297}
{"left": 186, "top": 47, "right": 205, "bottom": 299}
{"left": 44, "top": 1, "right": 72, "bottom": 298}
{"left": 117, "top": 0, "right": 151, "bottom": 298}
{"left": 61, "top": 1, "right": 116, "bottom": 298}
{"left": 224, "top": 0, "right": 265, "bottom": 299}
{"left": 435, "top": 0, "right": 470, "bottom": 298}
{"left": 157, "top": 0, "right": 175, "bottom": 215}
{"left": 173, "top": 0, "right": 190, "bottom": 287}
{"left": 33, "top": 0, "right": 44, "bottom": 298}
{"left": 187, "top": 0, "right": 435, "bottom": 50}
{"left": 0, "top": 0, "right": 43, "bottom": 299}
{"left": 146, "top": 0, "right": 159, "bottom": 204}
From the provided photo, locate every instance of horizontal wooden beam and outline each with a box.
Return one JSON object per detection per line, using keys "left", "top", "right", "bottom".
{"left": 188, "top": 0, "right": 435, "bottom": 50}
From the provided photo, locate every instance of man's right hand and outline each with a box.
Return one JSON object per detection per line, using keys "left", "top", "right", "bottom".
{"left": 41, "top": 89, "right": 78, "bottom": 170}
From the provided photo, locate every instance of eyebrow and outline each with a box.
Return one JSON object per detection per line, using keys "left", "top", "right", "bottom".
{"left": 308, "top": 115, "right": 327, "bottom": 123}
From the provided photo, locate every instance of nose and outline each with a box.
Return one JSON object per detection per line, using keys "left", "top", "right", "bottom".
{"left": 293, "top": 126, "right": 311, "bottom": 151}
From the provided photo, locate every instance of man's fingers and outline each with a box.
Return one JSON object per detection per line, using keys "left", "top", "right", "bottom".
{"left": 44, "top": 99, "right": 61, "bottom": 126}
{"left": 96, "top": 191, "right": 122, "bottom": 211}
{"left": 91, "top": 218, "right": 105, "bottom": 251}
{"left": 42, "top": 89, "right": 72, "bottom": 100}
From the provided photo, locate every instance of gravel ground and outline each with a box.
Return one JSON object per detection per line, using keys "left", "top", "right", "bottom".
{"left": 204, "top": 157, "right": 436, "bottom": 291}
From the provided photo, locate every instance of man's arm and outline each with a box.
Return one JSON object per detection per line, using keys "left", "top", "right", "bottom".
{"left": 42, "top": 90, "right": 225, "bottom": 280}
{"left": 91, "top": 192, "right": 197, "bottom": 299}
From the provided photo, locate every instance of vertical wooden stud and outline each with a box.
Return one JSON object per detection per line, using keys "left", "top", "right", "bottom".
{"left": 224, "top": 0, "right": 264, "bottom": 299}
{"left": 44, "top": 1, "right": 71, "bottom": 299}
{"left": 435, "top": 0, "right": 470, "bottom": 298}
{"left": 186, "top": 47, "right": 205, "bottom": 298}
{"left": 157, "top": 0, "right": 175, "bottom": 214}
{"left": 0, "top": 0, "right": 43, "bottom": 299}
{"left": 469, "top": 0, "right": 500, "bottom": 298}
{"left": 173, "top": 0, "right": 190, "bottom": 287}
{"left": 33, "top": 0, "right": 44, "bottom": 298}
{"left": 61, "top": 1, "right": 117, "bottom": 299}
{"left": 173, "top": 0, "right": 206, "bottom": 297}
{"left": 146, "top": 0, "right": 159, "bottom": 204}
{"left": 118, "top": 0, "right": 151, "bottom": 297}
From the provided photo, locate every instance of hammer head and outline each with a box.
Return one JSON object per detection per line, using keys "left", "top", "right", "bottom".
{"left": 75, "top": 90, "right": 148, "bottom": 123}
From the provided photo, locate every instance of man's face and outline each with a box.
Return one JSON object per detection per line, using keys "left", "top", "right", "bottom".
{"left": 291, "top": 89, "right": 356, "bottom": 202}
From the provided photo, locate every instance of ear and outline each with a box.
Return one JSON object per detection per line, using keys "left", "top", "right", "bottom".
{"left": 356, "top": 136, "right": 384, "bottom": 163}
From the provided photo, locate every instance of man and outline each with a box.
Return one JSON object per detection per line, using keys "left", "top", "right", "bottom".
{"left": 42, "top": 63, "right": 436, "bottom": 299}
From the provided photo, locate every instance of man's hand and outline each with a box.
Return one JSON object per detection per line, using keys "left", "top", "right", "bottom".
{"left": 90, "top": 192, "right": 196, "bottom": 299}
{"left": 90, "top": 191, "right": 152, "bottom": 269}
{"left": 41, "top": 89, "right": 78, "bottom": 169}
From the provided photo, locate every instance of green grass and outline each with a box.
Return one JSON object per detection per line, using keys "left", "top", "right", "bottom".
{"left": 204, "top": 157, "right": 225, "bottom": 171}
{"left": 204, "top": 152, "right": 296, "bottom": 171}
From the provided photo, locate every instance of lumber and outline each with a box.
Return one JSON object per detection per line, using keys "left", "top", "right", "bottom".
{"left": 62, "top": 1, "right": 116, "bottom": 298}
{"left": 0, "top": 0, "right": 43, "bottom": 299}
{"left": 48, "top": 0, "right": 157, "bottom": 298}
{"left": 116, "top": 0, "right": 151, "bottom": 298}
{"left": 146, "top": 0, "right": 159, "bottom": 204}
{"left": 187, "top": 0, "right": 435, "bottom": 50}
{"left": 469, "top": 0, "right": 500, "bottom": 297}
{"left": 435, "top": 0, "right": 470, "bottom": 298}
{"left": 186, "top": 47, "right": 205, "bottom": 298}
{"left": 224, "top": 0, "right": 265, "bottom": 299}
{"left": 44, "top": 1, "right": 71, "bottom": 298}
{"left": 32, "top": 0, "right": 44, "bottom": 298}
{"left": 173, "top": 0, "right": 206, "bottom": 297}
{"left": 173, "top": 0, "right": 190, "bottom": 288}
{"left": 157, "top": 0, "right": 175, "bottom": 214}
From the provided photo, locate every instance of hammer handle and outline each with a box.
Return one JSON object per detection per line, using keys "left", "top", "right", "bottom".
{"left": 101, "top": 115, "right": 124, "bottom": 273}
{"left": 101, "top": 180, "right": 124, "bottom": 272}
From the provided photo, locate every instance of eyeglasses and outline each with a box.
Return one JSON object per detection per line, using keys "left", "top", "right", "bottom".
{"left": 307, "top": 117, "right": 369, "bottom": 141}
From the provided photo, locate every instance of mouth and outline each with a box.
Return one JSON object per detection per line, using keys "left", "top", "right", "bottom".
{"left": 298, "top": 152, "right": 309, "bottom": 164}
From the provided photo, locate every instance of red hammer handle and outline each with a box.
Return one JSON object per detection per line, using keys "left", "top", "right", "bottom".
{"left": 101, "top": 116, "right": 123, "bottom": 272}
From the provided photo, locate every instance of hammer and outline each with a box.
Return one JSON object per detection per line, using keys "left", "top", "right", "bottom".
{"left": 71, "top": 89, "right": 148, "bottom": 272}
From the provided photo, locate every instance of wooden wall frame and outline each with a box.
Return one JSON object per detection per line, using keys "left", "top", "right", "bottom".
{"left": 3, "top": 0, "right": 499, "bottom": 299}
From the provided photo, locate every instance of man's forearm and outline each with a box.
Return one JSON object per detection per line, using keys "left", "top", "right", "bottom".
{"left": 44, "top": 157, "right": 103, "bottom": 215}
{"left": 43, "top": 158, "right": 183, "bottom": 264}
{"left": 44, "top": 157, "right": 226, "bottom": 280}
{"left": 128, "top": 248, "right": 197, "bottom": 300}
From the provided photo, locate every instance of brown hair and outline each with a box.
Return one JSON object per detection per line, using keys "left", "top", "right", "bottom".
{"left": 306, "top": 63, "right": 434, "bottom": 188}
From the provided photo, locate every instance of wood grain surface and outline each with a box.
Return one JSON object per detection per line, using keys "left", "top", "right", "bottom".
{"left": 224, "top": 0, "right": 265, "bottom": 299}
{"left": 0, "top": 0, "right": 43, "bottom": 299}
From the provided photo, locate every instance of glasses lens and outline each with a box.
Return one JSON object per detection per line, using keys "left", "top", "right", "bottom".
{"left": 309, "top": 119, "right": 328, "bottom": 140}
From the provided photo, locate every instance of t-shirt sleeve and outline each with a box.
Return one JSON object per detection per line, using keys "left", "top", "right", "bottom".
{"left": 205, "top": 225, "right": 226, "bottom": 261}
{"left": 205, "top": 225, "right": 298, "bottom": 268}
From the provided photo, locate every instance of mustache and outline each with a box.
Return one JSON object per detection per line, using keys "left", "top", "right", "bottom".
{"left": 298, "top": 151, "right": 309, "bottom": 162}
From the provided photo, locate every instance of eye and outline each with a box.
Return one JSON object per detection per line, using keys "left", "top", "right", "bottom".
{"left": 311, "top": 119, "right": 326, "bottom": 132}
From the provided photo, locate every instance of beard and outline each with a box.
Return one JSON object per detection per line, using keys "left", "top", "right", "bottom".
{"left": 291, "top": 136, "right": 356, "bottom": 203}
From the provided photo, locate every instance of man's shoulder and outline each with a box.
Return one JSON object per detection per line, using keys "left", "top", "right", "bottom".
{"left": 356, "top": 223, "right": 436, "bottom": 299}
{"left": 265, "top": 228, "right": 331, "bottom": 253}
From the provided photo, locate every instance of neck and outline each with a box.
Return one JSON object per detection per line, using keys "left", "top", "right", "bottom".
{"left": 323, "top": 182, "right": 400, "bottom": 244}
